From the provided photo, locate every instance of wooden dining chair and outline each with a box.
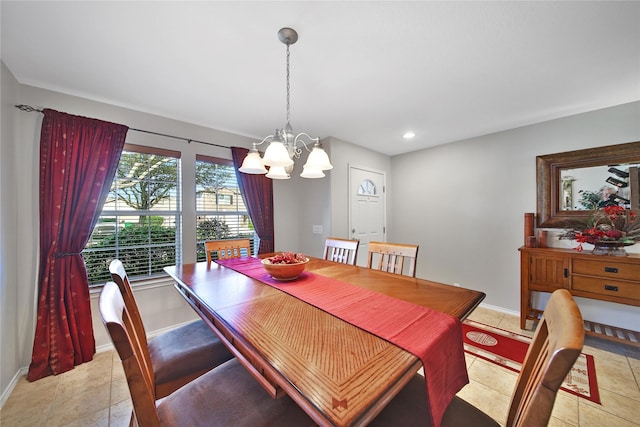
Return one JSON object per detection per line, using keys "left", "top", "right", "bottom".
{"left": 323, "top": 237, "right": 359, "bottom": 265}
{"left": 99, "top": 281, "right": 313, "bottom": 427}
{"left": 109, "top": 259, "right": 233, "bottom": 398}
{"left": 371, "top": 289, "right": 584, "bottom": 427}
{"left": 367, "top": 241, "right": 419, "bottom": 277}
{"left": 205, "top": 238, "right": 252, "bottom": 263}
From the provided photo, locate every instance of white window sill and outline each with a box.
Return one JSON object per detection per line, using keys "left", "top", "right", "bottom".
{"left": 89, "top": 274, "right": 176, "bottom": 296}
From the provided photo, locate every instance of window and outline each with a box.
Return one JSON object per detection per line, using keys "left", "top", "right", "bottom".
{"left": 83, "top": 145, "right": 182, "bottom": 285}
{"left": 195, "top": 155, "right": 254, "bottom": 261}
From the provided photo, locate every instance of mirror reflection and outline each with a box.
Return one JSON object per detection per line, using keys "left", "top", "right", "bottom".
{"left": 536, "top": 141, "right": 640, "bottom": 227}
{"left": 560, "top": 163, "right": 639, "bottom": 211}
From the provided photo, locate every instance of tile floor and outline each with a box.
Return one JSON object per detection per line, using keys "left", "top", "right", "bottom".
{"left": 1, "top": 306, "right": 639, "bottom": 426}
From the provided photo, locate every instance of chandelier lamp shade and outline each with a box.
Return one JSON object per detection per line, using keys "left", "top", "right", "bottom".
{"left": 239, "top": 27, "right": 333, "bottom": 180}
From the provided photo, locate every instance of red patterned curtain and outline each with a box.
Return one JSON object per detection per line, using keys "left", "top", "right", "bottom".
{"left": 27, "top": 109, "right": 128, "bottom": 381}
{"left": 231, "top": 147, "right": 275, "bottom": 254}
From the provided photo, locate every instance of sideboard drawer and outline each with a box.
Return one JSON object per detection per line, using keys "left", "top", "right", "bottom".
{"left": 572, "top": 276, "right": 640, "bottom": 301}
{"left": 573, "top": 258, "right": 640, "bottom": 281}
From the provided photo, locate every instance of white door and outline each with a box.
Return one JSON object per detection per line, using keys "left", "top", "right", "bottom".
{"left": 349, "top": 165, "right": 386, "bottom": 266}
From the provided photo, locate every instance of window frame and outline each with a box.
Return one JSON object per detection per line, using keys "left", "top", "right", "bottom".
{"left": 83, "top": 144, "right": 183, "bottom": 286}
{"left": 195, "top": 154, "right": 255, "bottom": 261}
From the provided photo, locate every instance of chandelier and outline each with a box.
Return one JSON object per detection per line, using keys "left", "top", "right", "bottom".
{"left": 239, "top": 27, "right": 333, "bottom": 179}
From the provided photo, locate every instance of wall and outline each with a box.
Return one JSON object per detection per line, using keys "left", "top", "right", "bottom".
{"left": 0, "top": 78, "right": 393, "bottom": 401}
{"left": 1, "top": 80, "right": 301, "bottom": 403}
{"left": 271, "top": 157, "right": 332, "bottom": 258}
{"left": 272, "top": 136, "right": 393, "bottom": 260}
{"left": 327, "top": 137, "right": 392, "bottom": 239}
{"left": 390, "top": 101, "right": 640, "bottom": 330}
{"left": 0, "top": 78, "right": 340, "bottom": 403}
{"left": 0, "top": 62, "right": 24, "bottom": 405}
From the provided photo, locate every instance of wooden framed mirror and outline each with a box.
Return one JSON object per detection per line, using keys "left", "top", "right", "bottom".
{"left": 537, "top": 141, "right": 640, "bottom": 227}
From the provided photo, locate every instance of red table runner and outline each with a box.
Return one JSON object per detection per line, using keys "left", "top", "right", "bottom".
{"left": 216, "top": 257, "right": 468, "bottom": 427}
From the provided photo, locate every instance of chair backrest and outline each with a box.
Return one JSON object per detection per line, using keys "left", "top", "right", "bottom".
{"left": 323, "top": 237, "right": 359, "bottom": 265}
{"left": 109, "top": 259, "right": 153, "bottom": 378}
{"left": 205, "top": 238, "right": 252, "bottom": 264}
{"left": 367, "top": 241, "right": 419, "bottom": 277}
{"left": 100, "top": 281, "right": 161, "bottom": 426}
{"left": 506, "top": 289, "right": 584, "bottom": 427}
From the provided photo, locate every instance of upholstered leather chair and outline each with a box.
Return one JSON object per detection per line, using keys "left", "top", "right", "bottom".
{"left": 99, "top": 281, "right": 314, "bottom": 427}
{"left": 367, "top": 241, "right": 419, "bottom": 277}
{"left": 323, "top": 237, "right": 359, "bottom": 265}
{"left": 371, "top": 289, "right": 584, "bottom": 427}
{"left": 205, "top": 238, "right": 252, "bottom": 263}
{"left": 109, "top": 259, "right": 233, "bottom": 398}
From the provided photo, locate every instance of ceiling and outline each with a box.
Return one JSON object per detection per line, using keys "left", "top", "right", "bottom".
{"left": 2, "top": 1, "right": 639, "bottom": 156}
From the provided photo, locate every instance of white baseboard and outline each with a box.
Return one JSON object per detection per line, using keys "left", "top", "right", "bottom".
{"left": 478, "top": 301, "right": 520, "bottom": 317}
{"left": 95, "top": 319, "right": 197, "bottom": 354}
{"left": 145, "top": 319, "right": 198, "bottom": 339}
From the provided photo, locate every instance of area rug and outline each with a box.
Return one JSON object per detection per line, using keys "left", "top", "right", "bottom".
{"left": 462, "top": 320, "right": 600, "bottom": 404}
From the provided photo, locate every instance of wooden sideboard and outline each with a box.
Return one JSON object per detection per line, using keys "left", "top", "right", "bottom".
{"left": 519, "top": 246, "right": 640, "bottom": 346}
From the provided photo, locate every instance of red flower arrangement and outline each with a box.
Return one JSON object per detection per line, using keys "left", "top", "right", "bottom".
{"left": 560, "top": 205, "right": 640, "bottom": 252}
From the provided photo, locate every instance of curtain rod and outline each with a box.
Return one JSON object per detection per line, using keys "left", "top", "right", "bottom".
{"left": 14, "top": 104, "right": 232, "bottom": 150}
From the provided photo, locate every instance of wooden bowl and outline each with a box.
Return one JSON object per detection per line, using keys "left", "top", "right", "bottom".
{"left": 261, "top": 257, "right": 309, "bottom": 281}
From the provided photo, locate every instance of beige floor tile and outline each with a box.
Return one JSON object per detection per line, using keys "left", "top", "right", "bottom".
{"left": 48, "top": 407, "right": 110, "bottom": 427}
{"left": 4, "top": 374, "right": 59, "bottom": 403}
{"left": 504, "top": 311, "right": 541, "bottom": 334}
{"left": 47, "top": 379, "right": 112, "bottom": 426}
{"left": 466, "top": 306, "right": 505, "bottom": 327}
{"left": 0, "top": 400, "right": 51, "bottom": 427}
{"left": 464, "top": 352, "right": 477, "bottom": 368}
{"left": 110, "top": 376, "right": 131, "bottom": 405}
{"left": 467, "top": 358, "right": 518, "bottom": 397}
{"left": 548, "top": 416, "right": 577, "bottom": 427}
{"left": 578, "top": 400, "right": 639, "bottom": 427}
{"left": 496, "top": 314, "right": 534, "bottom": 337}
{"left": 111, "top": 354, "right": 126, "bottom": 378}
{"left": 456, "top": 380, "right": 511, "bottom": 425}
{"left": 56, "top": 372, "right": 112, "bottom": 398}
{"left": 57, "top": 352, "right": 113, "bottom": 390}
{"left": 628, "top": 356, "right": 640, "bottom": 385}
{"left": 590, "top": 355, "right": 640, "bottom": 401}
{"left": 579, "top": 387, "right": 640, "bottom": 424}
{"left": 110, "top": 351, "right": 130, "bottom": 405}
{"left": 551, "top": 391, "right": 579, "bottom": 426}
{"left": 109, "top": 399, "right": 133, "bottom": 427}
{"left": 0, "top": 375, "right": 58, "bottom": 425}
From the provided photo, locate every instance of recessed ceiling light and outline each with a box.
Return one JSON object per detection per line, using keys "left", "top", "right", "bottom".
{"left": 403, "top": 132, "right": 415, "bottom": 140}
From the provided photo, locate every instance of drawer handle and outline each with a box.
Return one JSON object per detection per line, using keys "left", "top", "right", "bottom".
{"left": 604, "top": 267, "right": 619, "bottom": 274}
{"left": 604, "top": 284, "right": 619, "bottom": 292}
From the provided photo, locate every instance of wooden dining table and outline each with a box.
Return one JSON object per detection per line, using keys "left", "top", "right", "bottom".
{"left": 165, "top": 256, "right": 485, "bottom": 427}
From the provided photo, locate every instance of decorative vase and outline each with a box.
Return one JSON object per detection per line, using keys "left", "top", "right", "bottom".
{"left": 591, "top": 241, "right": 632, "bottom": 257}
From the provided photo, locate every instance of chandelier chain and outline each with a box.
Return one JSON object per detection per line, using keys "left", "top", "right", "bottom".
{"left": 286, "top": 43, "right": 291, "bottom": 125}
